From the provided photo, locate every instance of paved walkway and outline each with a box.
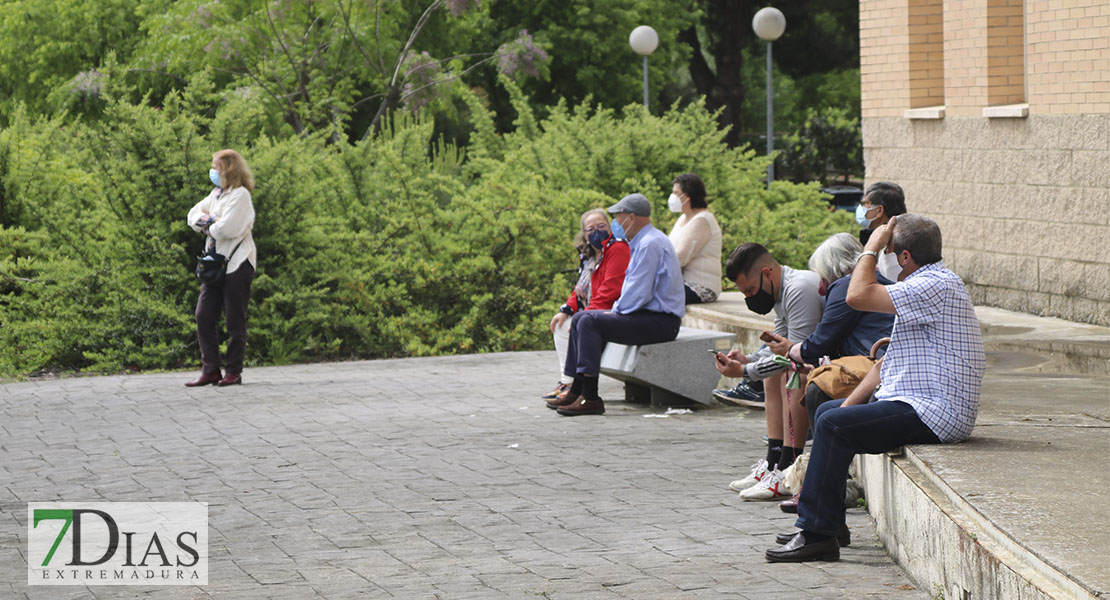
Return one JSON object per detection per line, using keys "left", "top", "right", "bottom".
{"left": 0, "top": 353, "right": 926, "bottom": 599}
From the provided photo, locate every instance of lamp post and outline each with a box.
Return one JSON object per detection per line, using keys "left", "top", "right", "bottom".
{"left": 629, "top": 25, "right": 658, "bottom": 109}
{"left": 752, "top": 7, "right": 786, "bottom": 186}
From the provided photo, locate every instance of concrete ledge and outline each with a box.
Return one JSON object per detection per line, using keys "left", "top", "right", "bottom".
{"left": 905, "top": 105, "right": 946, "bottom": 119}
{"left": 859, "top": 449, "right": 1095, "bottom": 600}
{"left": 983, "top": 103, "right": 1030, "bottom": 118}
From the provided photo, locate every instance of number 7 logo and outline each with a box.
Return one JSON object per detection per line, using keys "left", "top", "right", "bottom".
{"left": 33, "top": 509, "right": 74, "bottom": 567}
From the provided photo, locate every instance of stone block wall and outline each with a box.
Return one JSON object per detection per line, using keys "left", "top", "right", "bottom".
{"left": 860, "top": 0, "right": 1110, "bottom": 326}
{"left": 863, "top": 115, "right": 1110, "bottom": 326}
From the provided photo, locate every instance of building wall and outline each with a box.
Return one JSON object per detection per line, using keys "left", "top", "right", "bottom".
{"left": 860, "top": 0, "right": 1110, "bottom": 326}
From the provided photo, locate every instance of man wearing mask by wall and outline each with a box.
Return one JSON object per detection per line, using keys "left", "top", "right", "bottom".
{"left": 714, "top": 243, "right": 823, "bottom": 501}
{"left": 551, "top": 193, "right": 686, "bottom": 416}
{"left": 855, "top": 181, "right": 906, "bottom": 281}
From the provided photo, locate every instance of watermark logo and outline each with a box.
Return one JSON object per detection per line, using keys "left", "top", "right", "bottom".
{"left": 27, "top": 502, "right": 207, "bottom": 585}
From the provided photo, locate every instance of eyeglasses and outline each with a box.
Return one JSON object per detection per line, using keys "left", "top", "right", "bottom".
{"left": 584, "top": 224, "right": 609, "bottom": 234}
{"left": 861, "top": 199, "right": 878, "bottom": 209}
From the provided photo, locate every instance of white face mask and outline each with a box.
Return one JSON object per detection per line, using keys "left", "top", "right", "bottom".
{"left": 668, "top": 193, "right": 684, "bottom": 213}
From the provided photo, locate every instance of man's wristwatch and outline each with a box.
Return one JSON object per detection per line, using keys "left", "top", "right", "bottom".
{"left": 857, "top": 250, "right": 880, "bottom": 262}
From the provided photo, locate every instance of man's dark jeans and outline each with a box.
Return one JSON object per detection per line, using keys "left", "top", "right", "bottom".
{"left": 794, "top": 398, "right": 940, "bottom": 537}
{"left": 563, "top": 309, "right": 681, "bottom": 378}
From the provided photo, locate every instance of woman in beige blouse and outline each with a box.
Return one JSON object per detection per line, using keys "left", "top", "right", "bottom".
{"left": 667, "top": 173, "right": 722, "bottom": 304}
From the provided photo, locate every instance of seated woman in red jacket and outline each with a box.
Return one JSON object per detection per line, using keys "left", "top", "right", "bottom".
{"left": 542, "top": 208, "right": 631, "bottom": 400}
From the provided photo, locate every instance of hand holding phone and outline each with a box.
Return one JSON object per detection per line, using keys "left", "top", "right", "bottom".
{"left": 759, "top": 331, "right": 777, "bottom": 343}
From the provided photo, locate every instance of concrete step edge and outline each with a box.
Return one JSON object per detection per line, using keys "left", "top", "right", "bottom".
{"left": 859, "top": 450, "right": 1098, "bottom": 600}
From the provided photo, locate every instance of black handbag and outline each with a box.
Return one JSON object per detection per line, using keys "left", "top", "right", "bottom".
{"left": 195, "top": 239, "right": 244, "bottom": 286}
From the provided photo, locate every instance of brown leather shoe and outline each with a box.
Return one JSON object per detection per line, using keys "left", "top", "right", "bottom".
{"left": 185, "top": 372, "right": 222, "bottom": 387}
{"left": 779, "top": 493, "right": 799, "bottom": 514}
{"left": 765, "top": 531, "right": 840, "bottom": 563}
{"left": 775, "top": 522, "right": 850, "bottom": 547}
{"left": 217, "top": 373, "right": 242, "bottom": 387}
{"left": 556, "top": 396, "right": 605, "bottom": 416}
{"left": 546, "top": 392, "right": 580, "bottom": 410}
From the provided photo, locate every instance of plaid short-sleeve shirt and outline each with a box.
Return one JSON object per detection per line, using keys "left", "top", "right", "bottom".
{"left": 876, "top": 262, "right": 986, "bottom": 443}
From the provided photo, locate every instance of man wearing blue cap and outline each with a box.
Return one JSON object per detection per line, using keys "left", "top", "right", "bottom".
{"left": 549, "top": 193, "right": 686, "bottom": 416}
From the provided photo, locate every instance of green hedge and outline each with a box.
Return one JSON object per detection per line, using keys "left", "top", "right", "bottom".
{"left": 0, "top": 76, "right": 853, "bottom": 377}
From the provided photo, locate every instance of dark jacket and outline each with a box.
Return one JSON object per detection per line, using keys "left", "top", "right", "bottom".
{"left": 799, "top": 272, "right": 896, "bottom": 363}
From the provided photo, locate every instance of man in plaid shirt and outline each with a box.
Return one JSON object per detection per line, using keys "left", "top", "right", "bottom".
{"left": 766, "top": 214, "right": 986, "bottom": 563}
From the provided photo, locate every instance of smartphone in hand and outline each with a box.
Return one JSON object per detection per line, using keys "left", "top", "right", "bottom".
{"left": 759, "top": 331, "right": 777, "bottom": 343}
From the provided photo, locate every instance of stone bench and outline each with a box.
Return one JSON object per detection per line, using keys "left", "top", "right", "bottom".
{"left": 599, "top": 327, "right": 734, "bottom": 407}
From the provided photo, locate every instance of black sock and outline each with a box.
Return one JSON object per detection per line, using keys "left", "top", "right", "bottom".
{"left": 802, "top": 530, "right": 832, "bottom": 543}
{"left": 766, "top": 439, "right": 783, "bottom": 469}
{"left": 748, "top": 379, "right": 764, "bottom": 393}
{"left": 582, "top": 375, "right": 599, "bottom": 400}
{"left": 778, "top": 446, "right": 804, "bottom": 471}
{"left": 569, "top": 376, "right": 584, "bottom": 396}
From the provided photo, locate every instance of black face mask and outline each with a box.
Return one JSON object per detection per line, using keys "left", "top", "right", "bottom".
{"left": 745, "top": 272, "right": 776, "bottom": 315}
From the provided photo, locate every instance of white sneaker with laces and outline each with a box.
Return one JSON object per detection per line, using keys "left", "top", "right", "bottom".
{"left": 728, "top": 460, "right": 769, "bottom": 492}
{"left": 739, "top": 467, "right": 791, "bottom": 501}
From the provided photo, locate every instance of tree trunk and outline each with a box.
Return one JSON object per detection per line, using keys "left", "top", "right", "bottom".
{"left": 685, "top": 0, "right": 753, "bottom": 148}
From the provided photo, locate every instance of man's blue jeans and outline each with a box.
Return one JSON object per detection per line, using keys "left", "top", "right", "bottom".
{"left": 563, "top": 309, "right": 681, "bottom": 378}
{"left": 794, "top": 398, "right": 940, "bottom": 537}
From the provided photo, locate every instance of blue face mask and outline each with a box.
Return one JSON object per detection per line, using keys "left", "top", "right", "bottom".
{"left": 855, "top": 203, "right": 877, "bottom": 228}
{"left": 209, "top": 168, "right": 222, "bottom": 188}
{"left": 609, "top": 218, "right": 626, "bottom": 239}
{"left": 587, "top": 229, "right": 610, "bottom": 249}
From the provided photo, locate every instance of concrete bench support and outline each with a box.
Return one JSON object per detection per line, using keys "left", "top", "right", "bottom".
{"left": 599, "top": 327, "right": 734, "bottom": 407}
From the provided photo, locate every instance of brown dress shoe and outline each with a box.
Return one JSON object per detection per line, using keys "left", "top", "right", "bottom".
{"left": 546, "top": 392, "right": 580, "bottom": 410}
{"left": 185, "top": 372, "right": 222, "bottom": 387}
{"left": 765, "top": 531, "right": 840, "bottom": 563}
{"left": 217, "top": 373, "right": 242, "bottom": 387}
{"left": 779, "top": 493, "right": 799, "bottom": 513}
{"left": 556, "top": 397, "right": 605, "bottom": 416}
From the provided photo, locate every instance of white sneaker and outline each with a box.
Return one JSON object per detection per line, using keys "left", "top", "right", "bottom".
{"left": 728, "top": 460, "right": 769, "bottom": 492}
{"left": 739, "top": 468, "right": 791, "bottom": 501}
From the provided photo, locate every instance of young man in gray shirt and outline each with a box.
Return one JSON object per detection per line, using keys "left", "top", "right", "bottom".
{"left": 715, "top": 243, "right": 823, "bottom": 501}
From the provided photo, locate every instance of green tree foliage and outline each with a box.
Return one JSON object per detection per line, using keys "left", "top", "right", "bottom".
{"left": 0, "top": 0, "right": 151, "bottom": 124}
{"left": 0, "top": 74, "right": 852, "bottom": 378}
{"left": 476, "top": 0, "right": 696, "bottom": 124}
{"left": 0, "top": 0, "right": 863, "bottom": 182}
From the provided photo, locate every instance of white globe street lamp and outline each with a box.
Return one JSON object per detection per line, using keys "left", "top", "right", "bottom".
{"left": 752, "top": 7, "right": 786, "bottom": 186}
{"left": 629, "top": 25, "right": 659, "bottom": 109}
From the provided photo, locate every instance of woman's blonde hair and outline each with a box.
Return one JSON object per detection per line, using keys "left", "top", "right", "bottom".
{"left": 573, "top": 208, "right": 609, "bottom": 260}
{"left": 213, "top": 149, "right": 255, "bottom": 192}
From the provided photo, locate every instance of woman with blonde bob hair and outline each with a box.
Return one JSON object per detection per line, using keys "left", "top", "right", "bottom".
{"left": 541, "top": 207, "right": 630, "bottom": 402}
{"left": 184, "top": 149, "right": 257, "bottom": 387}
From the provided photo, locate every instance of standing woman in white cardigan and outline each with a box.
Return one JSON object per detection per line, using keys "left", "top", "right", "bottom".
{"left": 667, "top": 173, "right": 722, "bottom": 304}
{"left": 184, "top": 149, "right": 257, "bottom": 387}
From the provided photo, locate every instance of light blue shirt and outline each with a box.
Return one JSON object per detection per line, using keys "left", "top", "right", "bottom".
{"left": 612, "top": 223, "right": 686, "bottom": 318}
